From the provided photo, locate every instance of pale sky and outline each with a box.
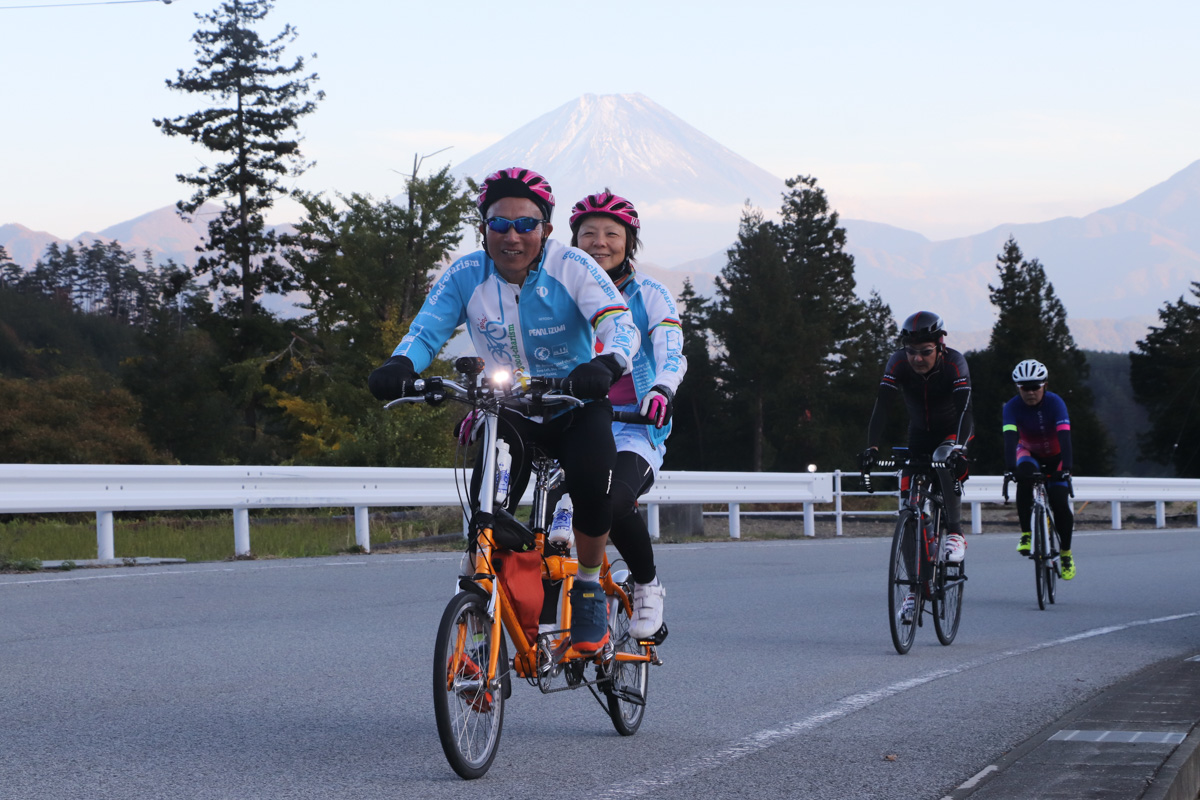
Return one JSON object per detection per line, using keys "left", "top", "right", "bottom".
{"left": 2, "top": 0, "right": 1197, "bottom": 242}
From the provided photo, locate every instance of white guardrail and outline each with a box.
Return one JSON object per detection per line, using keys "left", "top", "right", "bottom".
{"left": 0, "top": 464, "right": 1196, "bottom": 560}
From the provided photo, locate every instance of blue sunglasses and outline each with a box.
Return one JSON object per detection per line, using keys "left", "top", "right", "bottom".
{"left": 485, "top": 216, "right": 545, "bottom": 234}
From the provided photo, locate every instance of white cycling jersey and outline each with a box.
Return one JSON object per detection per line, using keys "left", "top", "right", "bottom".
{"left": 610, "top": 271, "right": 688, "bottom": 470}
{"left": 393, "top": 239, "right": 640, "bottom": 383}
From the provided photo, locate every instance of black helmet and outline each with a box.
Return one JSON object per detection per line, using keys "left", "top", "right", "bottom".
{"left": 900, "top": 311, "right": 946, "bottom": 345}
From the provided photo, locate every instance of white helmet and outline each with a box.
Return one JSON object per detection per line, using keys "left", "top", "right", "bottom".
{"left": 1012, "top": 359, "right": 1048, "bottom": 383}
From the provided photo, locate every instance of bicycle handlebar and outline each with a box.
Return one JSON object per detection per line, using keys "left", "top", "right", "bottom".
{"left": 860, "top": 450, "right": 949, "bottom": 494}
{"left": 382, "top": 375, "right": 657, "bottom": 423}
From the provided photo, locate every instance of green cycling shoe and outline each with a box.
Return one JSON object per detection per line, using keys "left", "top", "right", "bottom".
{"left": 1061, "top": 550, "right": 1076, "bottom": 580}
{"left": 1017, "top": 532, "right": 1031, "bottom": 556}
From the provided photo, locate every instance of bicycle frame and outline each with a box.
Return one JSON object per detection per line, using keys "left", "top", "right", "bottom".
{"left": 393, "top": 368, "right": 654, "bottom": 692}
{"left": 1003, "top": 470, "right": 1065, "bottom": 609}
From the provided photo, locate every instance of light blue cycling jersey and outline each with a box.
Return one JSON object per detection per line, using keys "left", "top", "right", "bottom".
{"left": 392, "top": 239, "right": 640, "bottom": 384}
{"left": 610, "top": 271, "right": 687, "bottom": 472}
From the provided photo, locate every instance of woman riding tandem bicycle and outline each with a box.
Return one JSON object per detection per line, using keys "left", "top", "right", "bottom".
{"left": 368, "top": 166, "right": 641, "bottom": 654}
{"left": 562, "top": 189, "right": 686, "bottom": 641}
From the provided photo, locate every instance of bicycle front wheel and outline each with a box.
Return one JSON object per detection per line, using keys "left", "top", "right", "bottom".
{"left": 933, "top": 558, "right": 963, "bottom": 645}
{"left": 888, "top": 510, "right": 920, "bottom": 654}
{"left": 1034, "top": 509, "right": 1050, "bottom": 610}
{"left": 433, "top": 591, "right": 504, "bottom": 779}
{"left": 1045, "top": 515, "right": 1059, "bottom": 605}
{"left": 603, "top": 585, "right": 648, "bottom": 735}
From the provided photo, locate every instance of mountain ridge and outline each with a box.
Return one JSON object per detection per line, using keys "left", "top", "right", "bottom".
{"left": 4, "top": 95, "right": 1198, "bottom": 353}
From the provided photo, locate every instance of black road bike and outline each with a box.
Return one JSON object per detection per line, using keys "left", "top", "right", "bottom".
{"left": 1004, "top": 471, "right": 1071, "bottom": 610}
{"left": 864, "top": 448, "right": 967, "bottom": 654}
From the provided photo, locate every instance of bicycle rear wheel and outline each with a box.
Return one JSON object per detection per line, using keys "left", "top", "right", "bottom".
{"left": 433, "top": 591, "right": 504, "bottom": 779}
{"left": 888, "top": 510, "right": 919, "bottom": 654}
{"left": 602, "top": 584, "right": 648, "bottom": 735}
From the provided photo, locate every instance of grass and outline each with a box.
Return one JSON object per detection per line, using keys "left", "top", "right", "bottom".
{"left": 0, "top": 507, "right": 467, "bottom": 568}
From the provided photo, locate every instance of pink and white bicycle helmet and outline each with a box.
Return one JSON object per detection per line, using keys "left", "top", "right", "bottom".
{"left": 569, "top": 190, "right": 641, "bottom": 230}
{"left": 477, "top": 167, "right": 555, "bottom": 220}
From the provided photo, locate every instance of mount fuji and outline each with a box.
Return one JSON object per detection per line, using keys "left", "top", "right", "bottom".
{"left": 448, "top": 93, "right": 787, "bottom": 267}
{"left": 5, "top": 92, "right": 1200, "bottom": 351}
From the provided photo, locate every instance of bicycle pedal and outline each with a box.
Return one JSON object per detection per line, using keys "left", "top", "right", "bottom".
{"left": 636, "top": 622, "right": 668, "bottom": 647}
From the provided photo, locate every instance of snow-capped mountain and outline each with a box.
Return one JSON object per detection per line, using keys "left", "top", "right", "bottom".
{"left": 6, "top": 91, "right": 1200, "bottom": 353}
{"left": 448, "top": 93, "right": 786, "bottom": 266}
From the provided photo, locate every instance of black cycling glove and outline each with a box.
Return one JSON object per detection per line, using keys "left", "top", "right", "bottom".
{"left": 565, "top": 354, "right": 623, "bottom": 400}
{"left": 368, "top": 355, "right": 419, "bottom": 401}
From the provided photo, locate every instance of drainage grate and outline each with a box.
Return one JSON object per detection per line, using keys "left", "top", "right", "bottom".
{"left": 1049, "top": 730, "right": 1186, "bottom": 744}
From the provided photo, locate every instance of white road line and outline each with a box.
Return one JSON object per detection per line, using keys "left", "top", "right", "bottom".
{"left": 0, "top": 554, "right": 457, "bottom": 586}
{"left": 595, "top": 611, "right": 1200, "bottom": 799}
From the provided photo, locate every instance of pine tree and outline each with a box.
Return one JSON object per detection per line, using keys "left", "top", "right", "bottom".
{"left": 154, "top": 0, "right": 323, "bottom": 319}
{"left": 664, "top": 278, "right": 725, "bottom": 470}
{"left": 1130, "top": 282, "right": 1200, "bottom": 476}
{"left": 829, "top": 290, "right": 901, "bottom": 465}
{"left": 0, "top": 246, "right": 21, "bottom": 288}
{"left": 975, "top": 236, "right": 1113, "bottom": 474}
{"left": 773, "top": 175, "right": 867, "bottom": 470}
{"left": 710, "top": 206, "right": 793, "bottom": 470}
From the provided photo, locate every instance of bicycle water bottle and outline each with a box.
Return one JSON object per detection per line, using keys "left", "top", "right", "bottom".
{"left": 548, "top": 495, "right": 574, "bottom": 545}
{"left": 494, "top": 439, "right": 512, "bottom": 505}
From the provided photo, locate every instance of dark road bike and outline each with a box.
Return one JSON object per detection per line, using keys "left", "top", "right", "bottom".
{"left": 1004, "top": 471, "right": 1071, "bottom": 610}
{"left": 864, "top": 448, "right": 967, "bottom": 654}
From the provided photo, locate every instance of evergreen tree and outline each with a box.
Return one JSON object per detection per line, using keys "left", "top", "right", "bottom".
{"left": 154, "top": 0, "right": 323, "bottom": 319}
{"left": 829, "top": 290, "right": 901, "bottom": 465}
{"left": 275, "top": 168, "right": 474, "bottom": 466}
{"left": 975, "top": 236, "right": 1113, "bottom": 474}
{"left": 710, "top": 206, "right": 792, "bottom": 470}
{"left": 664, "top": 278, "right": 725, "bottom": 470}
{"left": 708, "top": 177, "right": 867, "bottom": 471}
{"left": 0, "top": 246, "right": 19, "bottom": 287}
{"left": 1130, "top": 282, "right": 1200, "bottom": 476}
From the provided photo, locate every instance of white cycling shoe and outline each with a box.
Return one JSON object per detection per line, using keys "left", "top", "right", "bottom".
{"left": 628, "top": 578, "right": 666, "bottom": 640}
{"left": 944, "top": 533, "right": 966, "bottom": 563}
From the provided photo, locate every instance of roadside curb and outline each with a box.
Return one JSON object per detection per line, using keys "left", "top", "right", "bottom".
{"left": 951, "top": 654, "right": 1200, "bottom": 799}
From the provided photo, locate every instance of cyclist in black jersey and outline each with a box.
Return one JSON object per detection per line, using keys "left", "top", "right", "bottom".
{"left": 862, "top": 312, "right": 974, "bottom": 583}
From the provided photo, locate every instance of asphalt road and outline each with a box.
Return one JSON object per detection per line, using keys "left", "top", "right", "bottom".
{"left": 2, "top": 527, "right": 1199, "bottom": 800}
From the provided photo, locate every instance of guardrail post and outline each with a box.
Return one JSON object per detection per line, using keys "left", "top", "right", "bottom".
{"left": 96, "top": 511, "right": 114, "bottom": 561}
{"left": 647, "top": 503, "right": 660, "bottom": 540}
{"left": 354, "top": 506, "right": 370, "bottom": 552}
{"left": 804, "top": 502, "right": 815, "bottom": 537}
{"left": 234, "top": 508, "right": 251, "bottom": 556}
{"left": 1156, "top": 500, "right": 1166, "bottom": 528}
{"left": 1112, "top": 501, "right": 1122, "bottom": 530}
{"left": 971, "top": 502, "right": 982, "bottom": 534}
{"left": 834, "top": 470, "right": 843, "bottom": 537}
{"left": 729, "top": 503, "right": 740, "bottom": 540}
